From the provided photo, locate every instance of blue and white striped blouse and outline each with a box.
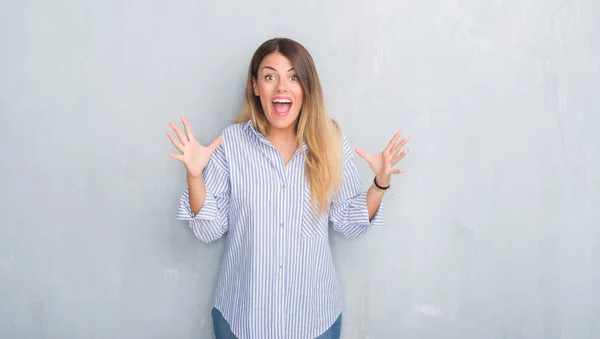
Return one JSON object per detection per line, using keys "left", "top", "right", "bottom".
{"left": 176, "top": 120, "right": 384, "bottom": 339}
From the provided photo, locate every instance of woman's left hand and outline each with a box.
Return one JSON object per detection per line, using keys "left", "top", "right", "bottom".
{"left": 354, "top": 130, "right": 410, "bottom": 187}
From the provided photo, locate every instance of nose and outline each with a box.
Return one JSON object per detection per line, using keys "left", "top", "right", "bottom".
{"left": 276, "top": 77, "right": 288, "bottom": 92}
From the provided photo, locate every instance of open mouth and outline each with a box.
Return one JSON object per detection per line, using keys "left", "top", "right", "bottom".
{"left": 272, "top": 97, "right": 292, "bottom": 116}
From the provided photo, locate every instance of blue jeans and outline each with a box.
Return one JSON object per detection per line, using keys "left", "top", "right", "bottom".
{"left": 211, "top": 307, "right": 342, "bottom": 339}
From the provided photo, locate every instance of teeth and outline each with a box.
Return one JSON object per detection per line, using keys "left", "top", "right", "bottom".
{"left": 273, "top": 99, "right": 292, "bottom": 103}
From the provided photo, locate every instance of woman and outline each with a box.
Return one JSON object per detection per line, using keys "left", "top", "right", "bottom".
{"left": 167, "top": 37, "right": 409, "bottom": 339}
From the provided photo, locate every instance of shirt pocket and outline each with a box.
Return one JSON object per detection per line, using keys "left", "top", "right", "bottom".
{"left": 301, "top": 185, "right": 329, "bottom": 239}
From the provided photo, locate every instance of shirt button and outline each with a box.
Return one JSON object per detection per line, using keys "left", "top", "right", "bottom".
{"left": 280, "top": 223, "right": 284, "bottom": 227}
{"left": 281, "top": 185, "right": 286, "bottom": 189}
{"left": 279, "top": 265, "right": 283, "bottom": 269}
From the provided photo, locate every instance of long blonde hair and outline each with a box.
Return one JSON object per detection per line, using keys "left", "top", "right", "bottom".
{"left": 236, "top": 37, "right": 342, "bottom": 215}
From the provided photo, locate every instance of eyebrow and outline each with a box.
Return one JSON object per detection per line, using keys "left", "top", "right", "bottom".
{"left": 261, "top": 66, "right": 295, "bottom": 72}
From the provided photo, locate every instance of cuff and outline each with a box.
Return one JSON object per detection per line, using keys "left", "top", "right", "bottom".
{"left": 349, "top": 191, "right": 384, "bottom": 227}
{"left": 176, "top": 191, "right": 218, "bottom": 221}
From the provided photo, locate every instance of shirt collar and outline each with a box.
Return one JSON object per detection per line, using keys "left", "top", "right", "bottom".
{"left": 243, "top": 119, "right": 308, "bottom": 153}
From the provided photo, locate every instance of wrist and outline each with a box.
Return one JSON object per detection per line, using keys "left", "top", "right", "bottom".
{"left": 187, "top": 171, "right": 204, "bottom": 181}
{"left": 373, "top": 176, "right": 390, "bottom": 191}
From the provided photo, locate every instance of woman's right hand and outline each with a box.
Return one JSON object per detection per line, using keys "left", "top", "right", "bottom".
{"left": 167, "top": 117, "right": 223, "bottom": 178}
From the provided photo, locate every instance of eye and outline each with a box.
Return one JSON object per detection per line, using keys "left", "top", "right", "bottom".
{"left": 265, "top": 74, "right": 275, "bottom": 81}
{"left": 290, "top": 75, "right": 299, "bottom": 81}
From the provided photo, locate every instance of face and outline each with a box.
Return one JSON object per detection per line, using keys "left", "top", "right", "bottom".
{"left": 253, "top": 52, "right": 303, "bottom": 134}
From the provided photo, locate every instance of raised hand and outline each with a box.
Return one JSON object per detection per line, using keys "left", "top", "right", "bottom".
{"left": 354, "top": 130, "right": 409, "bottom": 188}
{"left": 167, "top": 117, "right": 222, "bottom": 178}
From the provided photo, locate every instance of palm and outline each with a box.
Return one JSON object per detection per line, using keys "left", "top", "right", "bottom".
{"left": 167, "top": 117, "right": 222, "bottom": 178}
{"left": 359, "top": 152, "right": 386, "bottom": 175}
{"left": 355, "top": 130, "right": 409, "bottom": 186}
{"left": 179, "top": 139, "right": 213, "bottom": 176}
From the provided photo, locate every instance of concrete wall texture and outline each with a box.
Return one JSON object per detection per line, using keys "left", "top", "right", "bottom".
{"left": 1, "top": 0, "right": 599, "bottom": 338}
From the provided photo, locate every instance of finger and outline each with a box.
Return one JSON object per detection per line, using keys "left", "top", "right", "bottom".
{"left": 392, "top": 149, "right": 410, "bottom": 164}
{"left": 385, "top": 130, "right": 403, "bottom": 153}
{"left": 167, "top": 132, "right": 184, "bottom": 153}
{"left": 354, "top": 148, "right": 371, "bottom": 162}
{"left": 181, "top": 117, "right": 196, "bottom": 142}
{"left": 391, "top": 168, "right": 404, "bottom": 174}
{"left": 169, "top": 122, "right": 188, "bottom": 146}
{"left": 168, "top": 153, "right": 184, "bottom": 162}
{"left": 391, "top": 136, "right": 410, "bottom": 156}
{"left": 208, "top": 136, "right": 223, "bottom": 152}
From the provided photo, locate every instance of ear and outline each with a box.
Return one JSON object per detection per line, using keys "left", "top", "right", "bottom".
{"left": 252, "top": 77, "right": 259, "bottom": 96}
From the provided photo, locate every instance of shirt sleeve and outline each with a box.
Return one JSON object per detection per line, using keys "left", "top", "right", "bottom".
{"left": 175, "top": 142, "right": 230, "bottom": 243}
{"left": 329, "top": 133, "right": 384, "bottom": 239}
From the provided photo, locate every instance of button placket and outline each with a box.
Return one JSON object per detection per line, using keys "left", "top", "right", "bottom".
{"left": 277, "top": 172, "right": 288, "bottom": 332}
{"left": 279, "top": 179, "right": 287, "bottom": 270}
